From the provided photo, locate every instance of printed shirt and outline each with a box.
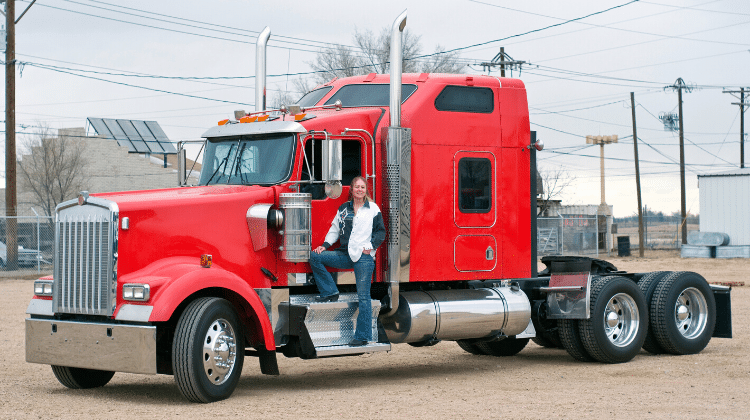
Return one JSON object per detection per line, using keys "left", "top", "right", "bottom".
{"left": 322, "top": 199, "right": 386, "bottom": 262}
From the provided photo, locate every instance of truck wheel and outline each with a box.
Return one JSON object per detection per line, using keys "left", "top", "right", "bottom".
{"left": 558, "top": 319, "right": 594, "bottom": 362}
{"left": 579, "top": 276, "right": 648, "bottom": 364}
{"left": 51, "top": 366, "right": 115, "bottom": 389}
{"left": 173, "top": 297, "right": 245, "bottom": 403}
{"left": 637, "top": 271, "right": 671, "bottom": 354}
{"left": 456, "top": 340, "right": 487, "bottom": 355}
{"left": 476, "top": 338, "right": 529, "bottom": 357}
{"left": 650, "top": 271, "right": 715, "bottom": 355}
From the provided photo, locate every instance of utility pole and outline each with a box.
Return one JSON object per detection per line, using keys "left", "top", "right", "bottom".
{"left": 723, "top": 87, "right": 749, "bottom": 168}
{"left": 586, "top": 135, "right": 618, "bottom": 252}
{"left": 666, "top": 78, "right": 692, "bottom": 245}
{"left": 630, "top": 93, "right": 644, "bottom": 257}
{"left": 3, "top": 0, "right": 36, "bottom": 270}
{"left": 4, "top": 0, "right": 17, "bottom": 270}
{"left": 481, "top": 47, "right": 526, "bottom": 77}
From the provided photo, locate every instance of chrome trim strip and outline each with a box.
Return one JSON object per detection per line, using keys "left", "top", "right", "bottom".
{"left": 539, "top": 286, "right": 585, "bottom": 292}
{"left": 115, "top": 304, "right": 153, "bottom": 322}
{"left": 26, "top": 299, "right": 53, "bottom": 316}
{"left": 25, "top": 318, "right": 157, "bottom": 374}
{"left": 315, "top": 342, "right": 391, "bottom": 357}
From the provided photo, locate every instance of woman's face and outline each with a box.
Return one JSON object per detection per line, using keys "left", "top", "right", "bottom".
{"left": 352, "top": 179, "right": 367, "bottom": 201}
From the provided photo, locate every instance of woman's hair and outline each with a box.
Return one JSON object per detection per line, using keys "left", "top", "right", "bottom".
{"left": 347, "top": 175, "right": 372, "bottom": 202}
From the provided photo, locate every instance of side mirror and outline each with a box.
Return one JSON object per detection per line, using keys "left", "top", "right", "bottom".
{"left": 322, "top": 139, "right": 342, "bottom": 199}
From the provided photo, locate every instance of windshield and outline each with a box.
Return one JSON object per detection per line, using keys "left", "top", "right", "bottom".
{"left": 199, "top": 134, "right": 296, "bottom": 186}
{"left": 297, "top": 86, "right": 333, "bottom": 107}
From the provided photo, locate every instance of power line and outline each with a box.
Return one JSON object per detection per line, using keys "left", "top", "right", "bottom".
{"left": 409, "top": 0, "right": 643, "bottom": 61}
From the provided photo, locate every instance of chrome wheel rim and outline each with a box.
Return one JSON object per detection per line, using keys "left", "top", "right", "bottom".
{"left": 603, "top": 293, "right": 640, "bottom": 347}
{"left": 203, "top": 318, "right": 237, "bottom": 385}
{"left": 674, "top": 287, "right": 708, "bottom": 339}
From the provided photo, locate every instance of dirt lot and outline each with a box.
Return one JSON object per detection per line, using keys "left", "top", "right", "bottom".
{"left": 1, "top": 251, "right": 747, "bottom": 419}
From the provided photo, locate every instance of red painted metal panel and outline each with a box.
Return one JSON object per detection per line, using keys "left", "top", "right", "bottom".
{"left": 454, "top": 235, "right": 497, "bottom": 271}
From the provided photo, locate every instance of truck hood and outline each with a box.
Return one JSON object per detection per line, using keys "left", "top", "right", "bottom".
{"left": 93, "top": 185, "right": 280, "bottom": 280}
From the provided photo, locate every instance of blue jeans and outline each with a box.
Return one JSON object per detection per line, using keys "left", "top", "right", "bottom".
{"left": 309, "top": 250, "right": 375, "bottom": 342}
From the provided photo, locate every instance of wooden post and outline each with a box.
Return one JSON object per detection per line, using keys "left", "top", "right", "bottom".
{"left": 631, "top": 92, "right": 644, "bottom": 257}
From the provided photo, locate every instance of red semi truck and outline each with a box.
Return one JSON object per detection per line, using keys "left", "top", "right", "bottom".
{"left": 25, "top": 12, "right": 731, "bottom": 403}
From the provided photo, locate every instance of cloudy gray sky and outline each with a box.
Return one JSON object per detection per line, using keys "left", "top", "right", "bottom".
{"left": 4, "top": 0, "right": 749, "bottom": 217}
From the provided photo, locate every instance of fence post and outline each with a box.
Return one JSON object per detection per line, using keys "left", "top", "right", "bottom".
{"left": 31, "top": 208, "right": 41, "bottom": 273}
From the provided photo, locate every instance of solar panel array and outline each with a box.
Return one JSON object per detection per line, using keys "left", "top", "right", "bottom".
{"left": 87, "top": 118, "right": 178, "bottom": 154}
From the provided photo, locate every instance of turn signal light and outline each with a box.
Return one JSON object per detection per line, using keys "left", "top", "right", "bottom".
{"left": 200, "top": 254, "right": 212, "bottom": 268}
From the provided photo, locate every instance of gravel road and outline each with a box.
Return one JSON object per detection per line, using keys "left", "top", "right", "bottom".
{"left": 2, "top": 251, "right": 747, "bottom": 419}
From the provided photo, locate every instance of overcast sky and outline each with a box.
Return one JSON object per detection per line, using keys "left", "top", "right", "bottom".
{"left": 3, "top": 0, "right": 749, "bottom": 217}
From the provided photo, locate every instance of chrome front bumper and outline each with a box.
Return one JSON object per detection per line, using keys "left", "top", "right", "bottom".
{"left": 25, "top": 318, "right": 157, "bottom": 374}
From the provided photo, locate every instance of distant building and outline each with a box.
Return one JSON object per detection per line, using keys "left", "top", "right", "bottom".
{"left": 2, "top": 126, "right": 201, "bottom": 217}
{"left": 698, "top": 168, "right": 750, "bottom": 246}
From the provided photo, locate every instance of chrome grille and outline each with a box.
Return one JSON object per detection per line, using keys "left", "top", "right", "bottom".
{"left": 53, "top": 197, "right": 118, "bottom": 316}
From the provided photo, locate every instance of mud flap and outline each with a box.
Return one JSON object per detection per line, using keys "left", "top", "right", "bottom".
{"left": 712, "top": 285, "right": 732, "bottom": 338}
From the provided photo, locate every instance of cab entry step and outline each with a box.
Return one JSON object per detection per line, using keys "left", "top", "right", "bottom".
{"left": 284, "top": 293, "right": 390, "bottom": 358}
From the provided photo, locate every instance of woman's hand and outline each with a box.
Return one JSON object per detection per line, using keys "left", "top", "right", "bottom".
{"left": 363, "top": 248, "right": 371, "bottom": 255}
{"left": 313, "top": 246, "right": 326, "bottom": 254}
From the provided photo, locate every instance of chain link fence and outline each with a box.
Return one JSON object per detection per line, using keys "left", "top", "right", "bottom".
{"left": 614, "top": 215, "right": 698, "bottom": 250}
{"left": 538, "top": 215, "right": 599, "bottom": 257}
{"left": 0, "top": 215, "right": 55, "bottom": 273}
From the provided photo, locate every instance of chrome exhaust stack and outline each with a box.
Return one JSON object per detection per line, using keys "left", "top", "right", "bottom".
{"left": 382, "top": 10, "right": 409, "bottom": 317}
{"left": 255, "top": 26, "right": 271, "bottom": 112}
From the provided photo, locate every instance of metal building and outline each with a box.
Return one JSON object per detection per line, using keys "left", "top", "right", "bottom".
{"left": 698, "top": 169, "right": 750, "bottom": 246}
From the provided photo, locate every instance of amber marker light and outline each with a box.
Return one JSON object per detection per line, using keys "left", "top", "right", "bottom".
{"left": 200, "top": 254, "right": 212, "bottom": 268}
{"left": 294, "top": 114, "right": 307, "bottom": 121}
{"left": 218, "top": 119, "right": 229, "bottom": 126}
{"left": 257, "top": 115, "right": 269, "bottom": 122}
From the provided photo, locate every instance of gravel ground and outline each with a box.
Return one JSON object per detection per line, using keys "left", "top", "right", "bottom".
{"left": 1, "top": 251, "right": 747, "bottom": 419}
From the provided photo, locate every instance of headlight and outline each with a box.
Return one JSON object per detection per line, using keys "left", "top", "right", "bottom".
{"left": 34, "top": 280, "right": 53, "bottom": 297}
{"left": 122, "top": 284, "right": 150, "bottom": 301}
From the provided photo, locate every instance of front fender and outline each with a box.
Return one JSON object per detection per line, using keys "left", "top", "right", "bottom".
{"left": 117, "top": 257, "right": 275, "bottom": 350}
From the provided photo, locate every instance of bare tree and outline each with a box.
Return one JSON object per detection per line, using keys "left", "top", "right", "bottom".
{"left": 18, "top": 125, "right": 90, "bottom": 218}
{"left": 308, "top": 27, "right": 464, "bottom": 85}
{"left": 537, "top": 166, "right": 576, "bottom": 216}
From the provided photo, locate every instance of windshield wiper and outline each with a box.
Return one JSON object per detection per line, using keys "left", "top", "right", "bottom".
{"left": 205, "top": 146, "right": 234, "bottom": 185}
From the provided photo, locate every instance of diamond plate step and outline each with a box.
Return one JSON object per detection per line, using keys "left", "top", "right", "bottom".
{"left": 286, "top": 293, "right": 388, "bottom": 357}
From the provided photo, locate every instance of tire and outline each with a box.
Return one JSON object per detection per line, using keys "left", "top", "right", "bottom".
{"left": 172, "top": 297, "right": 245, "bottom": 403}
{"left": 650, "top": 271, "right": 716, "bottom": 355}
{"left": 579, "top": 276, "right": 648, "bottom": 364}
{"left": 637, "top": 271, "right": 671, "bottom": 354}
{"left": 51, "top": 366, "right": 115, "bottom": 389}
{"left": 456, "top": 340, "right": 487, "bottom": 355}
{"left": 476, "top": 338, "right": 530, "bottom": 357}
{"left": 558, "top": 319, "right": 594, "bottom": 362}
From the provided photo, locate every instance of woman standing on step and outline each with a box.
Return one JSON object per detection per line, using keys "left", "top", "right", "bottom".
{"left": 309, "top": 176, "right": 386, "bottom": 346}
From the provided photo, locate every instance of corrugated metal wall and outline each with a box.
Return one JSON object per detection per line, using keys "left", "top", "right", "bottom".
{"left": 699, "top": 174, "right": 750, "bottom": 245}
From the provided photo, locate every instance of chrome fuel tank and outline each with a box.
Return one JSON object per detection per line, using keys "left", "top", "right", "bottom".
{"left": 381, "top": 287, "right": 531, "bottom": 343}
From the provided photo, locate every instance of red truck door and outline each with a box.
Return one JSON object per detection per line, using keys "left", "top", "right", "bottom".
{"left": 453, "top": 150, "right": 498, "bottom": 272}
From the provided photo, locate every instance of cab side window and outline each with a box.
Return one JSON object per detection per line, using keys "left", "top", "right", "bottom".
{"left": 458, "top": 157, "right": 491, "bottom": 213}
